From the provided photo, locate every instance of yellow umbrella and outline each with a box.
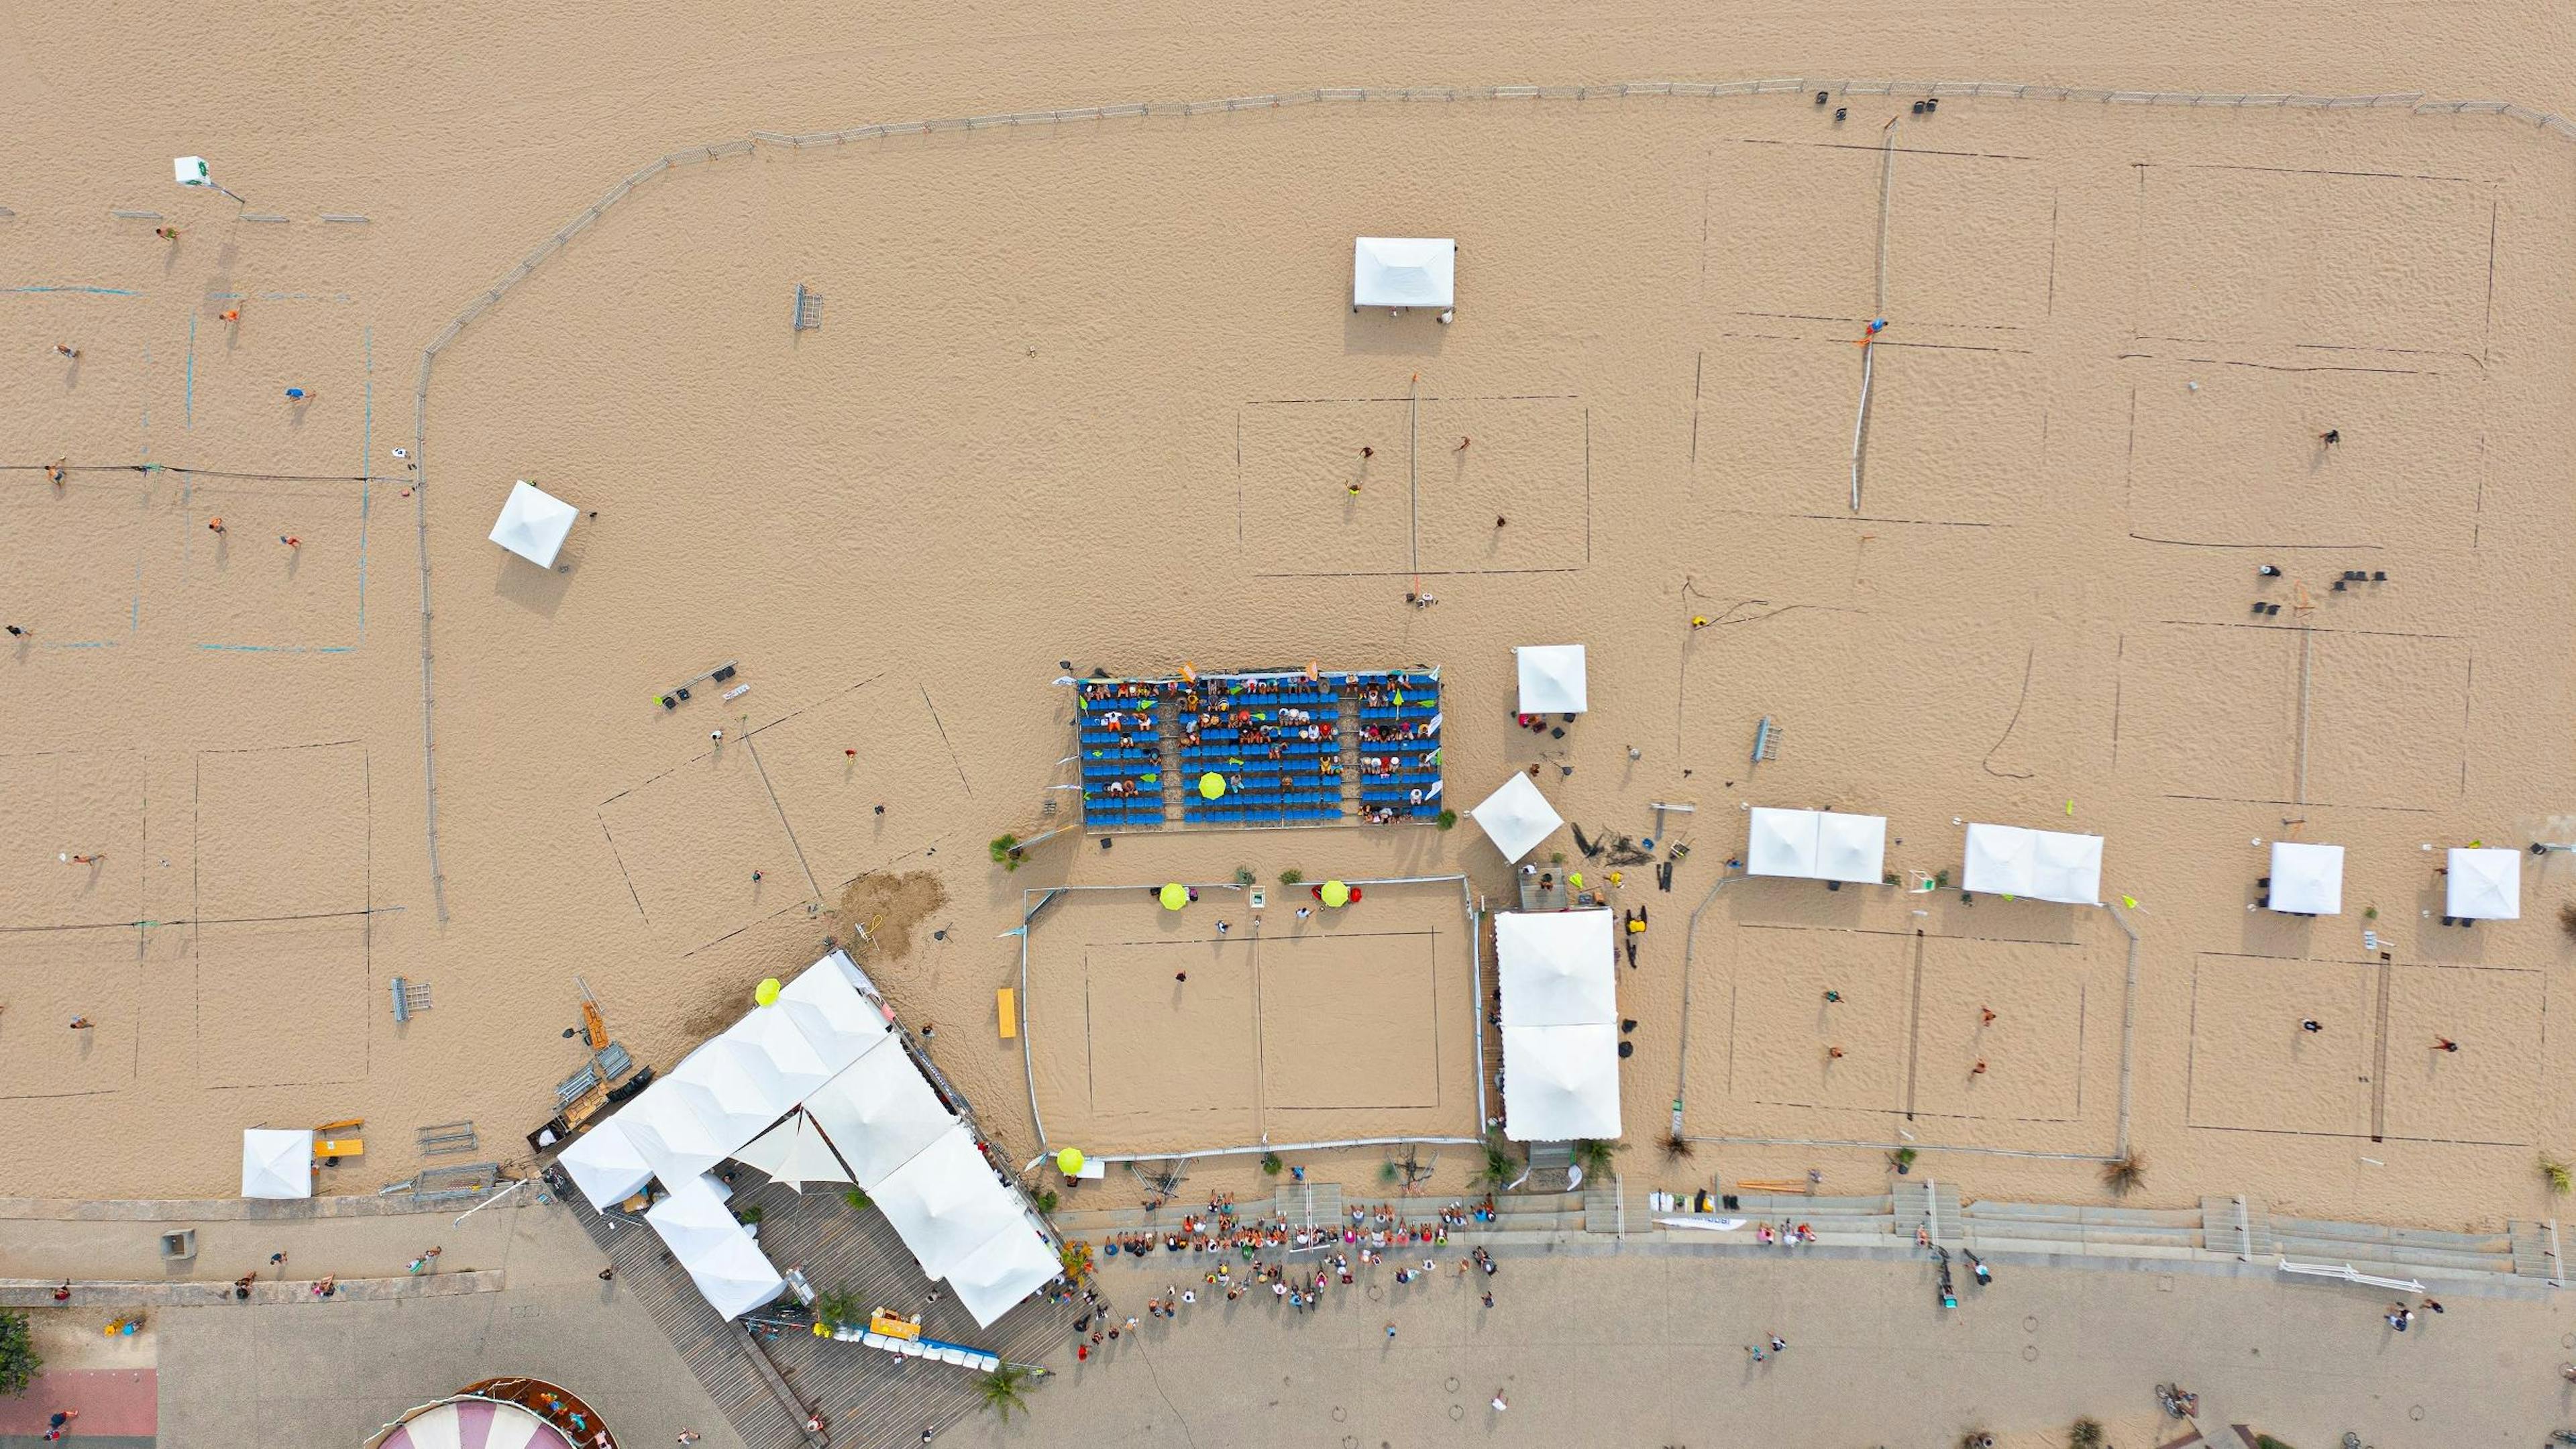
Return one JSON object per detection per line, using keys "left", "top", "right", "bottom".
{"left": 1160, "top": 882, "right": 1188, "bottom": 910}
{"left": 1057, "top": 1146, "right": 1086, "bottom": 1176}
{"left": 1198, "top": 771, "right": 1226, "bottom": 800}
{"left": 1320, "top": 880, "right": 1351, "bottom": 908}
{"left": 755, "top": 977, "right": 783, "bottom": 1006}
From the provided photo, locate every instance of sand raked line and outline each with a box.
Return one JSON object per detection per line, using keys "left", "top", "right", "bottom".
{"left": 403, "top": 76, "right": 2575, "bottom": 922}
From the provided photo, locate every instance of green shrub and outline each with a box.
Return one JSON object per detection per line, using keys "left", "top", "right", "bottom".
{"left": 1260, "top": 1151, "right": 1282, "bottom": 1175}
{"left": 1279, "top": 868, "right": 1304, "bottom": 886}
{"left": 0, "top": 1309, "right": 39, "bottom": 1397}
{"left": 1436, "top": 810, "right": 1457, "bottom": 830}
{"left": 989, "top": 834, "right": 1023, "bottom": 871}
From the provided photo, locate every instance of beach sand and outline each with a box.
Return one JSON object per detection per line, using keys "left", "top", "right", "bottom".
{"left": 3, "top": 3, "right": 2576, "bottom": 1240}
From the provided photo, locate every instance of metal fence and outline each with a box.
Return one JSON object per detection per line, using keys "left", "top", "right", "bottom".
{"left": 402, "top": 78, "right": 2576, "bottom": 917}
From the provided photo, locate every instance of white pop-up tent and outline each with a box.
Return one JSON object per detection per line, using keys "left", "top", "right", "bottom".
{"left": 1961, "top": 823, "right": 2104, "bottom": 906}
{"left": 2447, "top": 847, "right": 2521, "bottom": 920}
{"left": 731, "top": 1111, "right": 852, "bottom": 1192}
{"left": 1500, "top": 1023, "right": 1623, "bottom": 1140}
{"left": 945, "top": 1226, "right": 1063, "bottom": 1328}
{"left": 2267, "top": 841, "right": 2345, "bottom": 916}
{"left": 1515, "top": 645, "right": 1588, "bottom": 714}
{"left": 1470, "top": 772, "right": 1564, "bottom": 864}
{"left": 646, "top": 1173, "right": 787, "bottom": 1321}
{"left": 802, "top": 1034, "right": 957, "bottom": 1187}
{"left": 489, "top": 480, "right": 578, "bottom": 569}
{"left": 867, "top": 1126, "right": 1026, "bottom": 1281}
{"left": 1497, "top": 908, "right": 1617, "bottom": 1027}
{"left": 558, "top": 1114, "right": 655, "bottom": 1211}
{"left": 241, "top": 1128, "right": 313, "bottom": 1199}
{"left": 1746, "top": 808, "right": 1887, "bottom": 885}
{"left": 1352, "top": 237, "right": 1456, "bottom": 309}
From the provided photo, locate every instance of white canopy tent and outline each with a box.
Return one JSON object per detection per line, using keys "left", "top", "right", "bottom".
{"left": 1746, "top": 807, "right": 1819, "bottom": 879}
{"left": 488, "top": 480, "right": 578, "bottom": 570}
{"left": 241, "top": 1128, "right": 313, "bottom": 1199}
{"left": 944, "top": 1226, "right": 1063, "bottom": 1328}
{"left": 1817, "top": 812, "right": 1889, "bottom": 883}
{"left": 1495, "top": 908, "right": 1617, "bottom": 1027}
{"left": 867, "top": 1126, "right": 1026, "bottom": 1281}
{"left": 1960, "top": 823, "right": 2104, "bottom": 906}
{"left": 1470, "top": 772, "right": 1564, "bottom": 864}
{"left": 2447, "top": 847, "right": 2521, "bottom": 920}
{"left": 2267, "top": 841, "right": 2345, "bottom": 916}
{"left": 774, "top": 951, "right": 893, "bottom": 1069}
{"left": 557, "top": 1114, "right": 654, "bottom": 1211}
{"left": 1746, "top": 808, "right": 1886, "bottom": 885}
{"left": 646, "top": 1174, "right": 787, "bottom": 1321}
{"left": 1500, "top": 1024, "right": 1623, "bottom": 1141}
{"left": 1515, "top": 645, "right": 1588, "bottom": 714}
{"left": 1352, "top": 237, "right": 1456, "bottom": 309}
{"left": 731, "top": 1111, "right": 853, "bottom": 1192}
{"left": 802, "top": 1036, "right": 958, "bottom": 1187}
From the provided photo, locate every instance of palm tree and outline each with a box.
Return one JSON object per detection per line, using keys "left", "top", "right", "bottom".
{"left": 815, "top": 1289, "right": 862, "bottom": 1330}
{"left": 1572, "top": 1138, "right": 1625, "bottom": 1179}
{"left": 2100, "top": 1152, "right": 2145, "bottom": 1197}
{"left": 1477, "top": 1134, "right": 1520, "bottom": 1188}
{"left": 979, "top": 1362, "right": 1038, "bottom": 1421}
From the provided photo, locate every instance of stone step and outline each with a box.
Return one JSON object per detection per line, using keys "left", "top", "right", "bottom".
{"left": 1971, "top": 1201, "right": 2204, "bottom": 1228}
{"left": 1959, "top": 1235, "right": 2206, "bottom": 1263}
{"left": 2269, "top": 1215, "right": 2512, "bottom": 1252}
{"left": 2510, "top": 1219, "right": 2560, "bottom": 1281}
{"left": 1959, "top": 1219, "right": 2203, "bottom": 1250}
{"left": 2270, "top": 1236, "right": 2515, "bottom": 1275}
{"left": 2200, "top": 1195, "right": 2271, "bottom": 1258}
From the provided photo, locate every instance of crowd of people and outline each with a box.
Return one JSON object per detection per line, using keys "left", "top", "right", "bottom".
{"left": 1058, "top": 1194, "right": 1507, "bottom": 1360}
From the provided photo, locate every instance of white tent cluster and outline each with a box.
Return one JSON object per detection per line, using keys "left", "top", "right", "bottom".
{"left": 1960, "top": 823, "right": 2104, "bottom": 906}
{"left": 1746, "top": 807, "right": 1887, "bottom": 885}
{"left": 555, "top": 952, "right": 1057, "bottom": 1326}
{"left": 1495, "top": 908, "right": 1622, "bottom": 1142}
{"left": 1470, "top": 772, "right": 1564, "bottom": 865}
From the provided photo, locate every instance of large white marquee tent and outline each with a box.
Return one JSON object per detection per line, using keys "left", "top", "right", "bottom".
{"left": 1961, "top": 823, "right": 2105, "bottom": 906}
{"left": 1746, "top": 807, "right": 1888, "bottom": 885}
{"left": 1494, "top": 908, "right": 1621, "bottom": 1141}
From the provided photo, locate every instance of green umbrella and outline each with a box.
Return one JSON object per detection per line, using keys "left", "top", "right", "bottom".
{"left": 1198, "top": 771, "right": 1226, "bottom": 800}
{"left": 1160, "top": 883, "right": 1188, "bottom": 910}
{"left": 1320, "top": 880, "right": 1350, "bottom": 908}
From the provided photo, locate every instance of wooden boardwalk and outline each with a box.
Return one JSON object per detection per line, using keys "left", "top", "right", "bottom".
{"left": 566, "top": 1169, "right": 1070, "bottom": 1449}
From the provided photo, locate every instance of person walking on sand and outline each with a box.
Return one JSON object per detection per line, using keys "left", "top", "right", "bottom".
{"left": 2301, "top": 1018, "right": 2322, "bottom": 1033}
{"left": 278, "top": 535, "right": 300, "bottom": 549}
{"left": 207, "top": 517, "right": 225, "bottom": 534}
{"left": 54, "top": 343, "right": 78, "bottom": 360}
{"left": 1360, "top": 446, "right": 1373, "bottom": 460}
{"left": 1491, "top": 1391, "right": 1508, "bottom": 1412}
{"left": 2434, "top": 1036, "right": 2459, "bottom": 1053}
{"left": 2320, "top": 428, "right": 2340, "bottom": 446}
{"left": 219, "top": 308, "right": 239, "bottom": 323}
{"left": 6, "top": 626, "right": 25, "bottom": 639}
{"left": 44, "top": 460, "right": 66, "bottom": 484}
{"left": 1454, "top": 437, "right": 1470, "bottom": 450}
{"left": 68, "top": 1016, "right": 94, "bottom": 1030}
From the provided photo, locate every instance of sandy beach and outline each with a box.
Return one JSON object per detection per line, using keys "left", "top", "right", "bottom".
{"left": 6, "top": 0, "right": 2576, "bottom": 1263}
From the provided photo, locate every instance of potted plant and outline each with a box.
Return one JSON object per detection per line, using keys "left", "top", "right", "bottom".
{"left": 1888, "top": 1147, "right": 1918, "bottom": 1176}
